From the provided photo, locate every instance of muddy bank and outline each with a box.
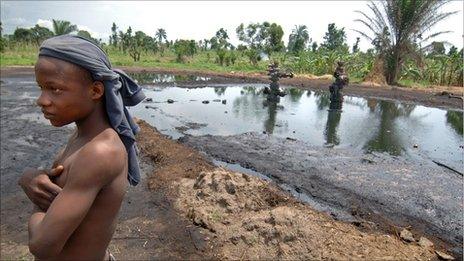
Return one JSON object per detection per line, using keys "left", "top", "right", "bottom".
{"left": 135, "top": 121, "right": 442, "bottom": 260}
{"left": 2, "top": 66, "right": 462, "bottom": 110}
{"left": 180, "top": 132, "right": 463, "bottom": 257}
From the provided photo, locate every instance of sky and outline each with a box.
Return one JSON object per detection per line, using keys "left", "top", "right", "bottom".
{"left": 1, "top": 1, "right": 463, "bottom": 51}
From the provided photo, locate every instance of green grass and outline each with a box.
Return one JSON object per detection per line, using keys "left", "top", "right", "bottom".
{"left": 1, "top": 46, "right": 269, "bottom": 75}
{"left": 397, "top": 78, "right": 430, "bottom": 88}
{"left": 349, "top": 76, "right": 364, "bottom": 84}
{"left": 0, "top": 45, "right": 449, "bottom": 88}
{"left": 0, "top": 45, "right": 39, "bottom": 66}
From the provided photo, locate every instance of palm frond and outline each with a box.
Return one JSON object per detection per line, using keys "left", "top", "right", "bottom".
{"left": 419, "top": 30, "right": 452, "bottom": 44}
{"left": 353, "top": 19, "right": 378, "bottom": 36}
{"left": 351, "top": 29, "right": 374, "bottom": 42}
{"left": 354, "top": 10, "right": 385, "bottom": 34}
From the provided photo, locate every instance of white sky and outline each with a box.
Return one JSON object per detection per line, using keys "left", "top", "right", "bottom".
{"left": 1, "top": 1, "right": 463, "bottom": 51}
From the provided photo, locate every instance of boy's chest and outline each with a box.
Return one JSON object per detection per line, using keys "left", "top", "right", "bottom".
{"left": 52, "top": 145, "right": 82, "bottom": 188}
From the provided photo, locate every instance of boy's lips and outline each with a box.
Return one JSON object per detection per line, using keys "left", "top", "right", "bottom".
{"left": 42, "top": 110, "right": 54, "bottom": 119}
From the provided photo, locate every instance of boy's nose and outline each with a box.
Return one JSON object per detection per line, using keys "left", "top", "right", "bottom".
{"left": 36, "top": 92, "right": 52, "bottom": 107}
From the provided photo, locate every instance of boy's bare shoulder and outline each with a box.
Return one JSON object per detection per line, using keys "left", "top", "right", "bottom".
{"left": 68, "top": 129, "right": 127, "bottom": 187}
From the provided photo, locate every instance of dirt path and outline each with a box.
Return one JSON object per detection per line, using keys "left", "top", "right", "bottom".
{"left": 2, "top": 66, "right": 462, "bottom": 110}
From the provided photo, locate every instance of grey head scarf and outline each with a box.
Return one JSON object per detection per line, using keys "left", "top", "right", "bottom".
{"left": 39, "top": 35, "right": 145, "bottom": 186}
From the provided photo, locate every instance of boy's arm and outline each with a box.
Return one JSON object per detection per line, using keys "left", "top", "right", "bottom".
{"left": 28, "top": 144, "right": 123, "bottom": 259}
{"left": 19, "top": 166, "right": 64, "bottom": 211}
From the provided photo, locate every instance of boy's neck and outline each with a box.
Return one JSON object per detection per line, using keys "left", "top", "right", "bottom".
{"left": 75, "top": 103, "right": 110, "bottom": 140}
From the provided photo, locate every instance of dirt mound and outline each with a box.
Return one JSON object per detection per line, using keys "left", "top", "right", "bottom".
{"left": 136, "top": 119, "right": 214, "bottom": 193}
{"left": 297, "top": 74, "right": 333, "bottom": 80}
{"left": 363, "top": 57, "right": 387, "bottom": 85}
{"left": 175, "top": 168, "right": 437, "bottom": 260}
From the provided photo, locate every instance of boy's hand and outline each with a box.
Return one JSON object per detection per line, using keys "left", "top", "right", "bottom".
{"left": 18, "top": 166, "right": 64, "bottom": 211}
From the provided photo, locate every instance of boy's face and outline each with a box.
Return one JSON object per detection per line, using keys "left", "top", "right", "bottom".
{"left": 35, "top": 57, "right": 97, "bottom": 127}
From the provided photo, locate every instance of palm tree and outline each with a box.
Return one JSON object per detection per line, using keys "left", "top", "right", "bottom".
{"left": 288, "top": 25, "right": 309, "bottom": 54}
{"left": 155, "top": 28, "right": 167, "bottom": 56}
{"left": 52, "top": 19, "right": 77, "bottom": 36}
{"left": 155, "top": 28, "right": 167, "bottom": 44}
{"left": 354, "top": 0, "right": 457, "bottom": 85}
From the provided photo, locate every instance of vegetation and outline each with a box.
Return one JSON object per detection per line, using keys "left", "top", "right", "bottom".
{"left": 1, "top": 1, "right": 462, "bottom": 87}
{"left": 354, "top": 0, "right": 460, "bottom": 85}
{"left": 288, "top": 25, "right": 310, "bottom": 54}
{"left": 52, "top": 19, "right": 77, "bottom": 36}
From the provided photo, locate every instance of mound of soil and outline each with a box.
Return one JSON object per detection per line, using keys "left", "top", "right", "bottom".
{"left": 364, "top": 57, "right": 387, "bottom": 85}
{"left": 175, "top": 168, "right": 436, "bottom": 260}
{"left": 135, "top": 120, "right": 444, "bottom": 260}
{"left": 136, "top": 120, "right": 214, "bottom": 192}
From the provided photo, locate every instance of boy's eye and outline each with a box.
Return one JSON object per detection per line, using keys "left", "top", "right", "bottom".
{"left": 52, "top": 87, "right": 62, "bottom": 93}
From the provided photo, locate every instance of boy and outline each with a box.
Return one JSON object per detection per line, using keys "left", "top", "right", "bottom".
{"left": 18, "top": 35, "right": 145, "bottom": 260}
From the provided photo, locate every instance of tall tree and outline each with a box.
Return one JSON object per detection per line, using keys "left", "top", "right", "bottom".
{"left": 31, "top": 25, "right": 53, "bottom": 45}
{"left": 264, "top": 22, "right": 285, "bottom": 54}
{"left": 288, "top": 25, "right": 310, "bottom": 54}
{"left": 236, "top": 23, "right": 262, "bottom": 49}
{"left": 236, "top": 22, "right": 285, "bottom": 63}
{"left": 155, "top": 28, "right": 167, "bottom": 55}
{"left": 0, "top": 22, "right": 4, "bottom": 52}
{"left": 118, "top": 27, "right": 132, "bottom": 54}
{"left": 173, "top": 39, "right": 196, "bottom": 63}
{"left": 210, "top": 28, "right": 229, "bottom": 50}
{"left": 236, "top": 23, "right": 264, "bottom": 65}
{"left": 354, "top": 0, "right": 457, "bottom": 85}
{"left": 110, "top": 22, "right": 118, "bottom": 47}
{"left": 128, "top": 30, "right": 149, "bottom": 61}
{"left": 155, "top": 28, "right": 167, "bottom": 43}
{"left": 13, "top": 28, "right": 33, "bottom": 43}
{"left": 201, "top": 38, "right": 210, "bottom": 51}
{"left": 210, "top": 28, "right": 231, "bottom": 66}
{"left": 352, "top": 37, "right": 360, "bottom": 53}
{"left": 52, "top": 19, "right": 77, "bottom": 35}
{"left": 321, "top": 23, "right": 348, "bottom": 51}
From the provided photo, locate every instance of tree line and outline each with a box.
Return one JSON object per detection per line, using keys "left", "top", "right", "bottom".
{"left": 1, "top": 0, "right": 462, "bottom": 87}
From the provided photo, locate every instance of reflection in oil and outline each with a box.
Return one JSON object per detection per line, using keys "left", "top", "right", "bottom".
{"left": 446, "top": 111, "right": 463, "bottom": 136}
{"left": 128, "top": 72, "right": 211, "bottom": 84}
{"left": 129, "top": 84, "right": 463, "bottom": 170}
{"left": 364, "top": 100, "right": 416, "bottom": 155}
{"left": 324, "top": 97, "right": 343, "bottom": 146}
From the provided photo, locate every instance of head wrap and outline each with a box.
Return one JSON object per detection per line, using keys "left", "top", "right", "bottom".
{"left": 39, "top": 35, "right": 145, "bottom": 186}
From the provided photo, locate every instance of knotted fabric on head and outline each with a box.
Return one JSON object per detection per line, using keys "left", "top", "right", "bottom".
{"left": 39, "top": 35, "right": 145, "bottom": 186}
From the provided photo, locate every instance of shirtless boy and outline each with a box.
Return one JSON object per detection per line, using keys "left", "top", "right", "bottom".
{"left": 18, "top": 35, "right": 144, "bottom": 260}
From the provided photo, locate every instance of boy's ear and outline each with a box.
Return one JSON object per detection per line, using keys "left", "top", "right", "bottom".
{"left": 91, "top": 81, "right": 105, "bottom": 100}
